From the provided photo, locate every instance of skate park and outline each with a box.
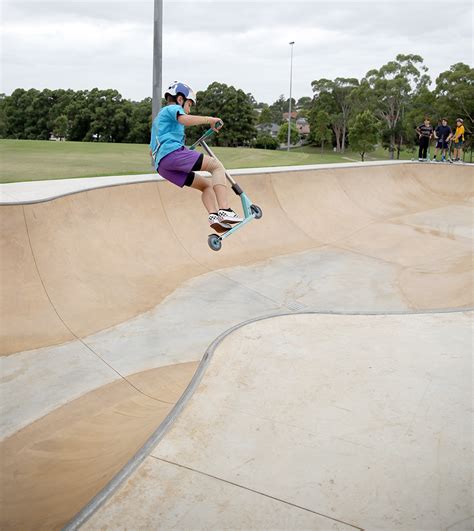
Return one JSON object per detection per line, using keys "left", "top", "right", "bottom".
{"left": 0, "top": 160, "right": 472, "bottom": 530}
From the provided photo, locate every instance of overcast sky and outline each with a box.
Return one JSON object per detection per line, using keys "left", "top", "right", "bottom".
{"left": 1, "top": 0, "right": 472, "bottom": 104}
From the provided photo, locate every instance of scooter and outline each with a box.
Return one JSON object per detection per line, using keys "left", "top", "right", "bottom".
{"left": 189, "top": 123, "right": 263, "bottom": 251}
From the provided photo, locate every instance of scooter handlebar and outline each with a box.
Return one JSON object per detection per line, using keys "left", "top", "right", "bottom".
{"left": 189, "top": 121, "right": 223, "bottom": 150}
{"left": 203, "top": 121, "right": 223, "bottom": 136}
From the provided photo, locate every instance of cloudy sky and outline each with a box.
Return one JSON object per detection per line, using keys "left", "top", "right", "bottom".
{"left": 1, "top": 0, "right": 472, "bottom": 104}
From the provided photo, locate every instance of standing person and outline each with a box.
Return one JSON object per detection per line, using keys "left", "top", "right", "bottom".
{"left": 452, "top": 118, "right": 465, "bottom": 162}
{"left": 433, "top": 118, "right": 452, "bottom": 162}
{"left": 150, "top": 81, "right": 243, "bottom": 233}
{"left": 416, "top": 118, "right": 434, "bottom": 161}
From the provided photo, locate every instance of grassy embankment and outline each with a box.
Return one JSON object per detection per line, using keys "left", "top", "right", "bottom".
{"left": 0, "top": 139, "right": 414, "bottom": 184}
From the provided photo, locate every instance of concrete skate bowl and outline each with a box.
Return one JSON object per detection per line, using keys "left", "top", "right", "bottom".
{"left": 0, "top": 162, "right": 472, "bottom": 530}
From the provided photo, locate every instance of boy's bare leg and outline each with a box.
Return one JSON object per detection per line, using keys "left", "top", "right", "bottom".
{"left": 189, "top": 174, "right": 218, "bottom": 213}
{"left": 200, "top": 155, "right": 230, "bottom": 210}
{"left": 213, "top": 184, "right": 229, "bottom": 210}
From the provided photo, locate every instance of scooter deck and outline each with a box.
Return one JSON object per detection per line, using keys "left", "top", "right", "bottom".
{"left": 210, "top": 222, "right": 232, "bottom": 234}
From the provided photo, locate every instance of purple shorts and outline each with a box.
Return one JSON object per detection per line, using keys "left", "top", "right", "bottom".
{"left": 157, "top": 147, "right": 203, "bottom": 188}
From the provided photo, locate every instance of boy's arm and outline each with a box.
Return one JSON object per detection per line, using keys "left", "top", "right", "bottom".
{"left": 178, "top": 114, "right": 223, "bottom": 131}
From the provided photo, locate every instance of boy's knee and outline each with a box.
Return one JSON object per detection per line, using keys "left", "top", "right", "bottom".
{"left": 206, "top": 158, "right": 224, "bottom": 173}
{"left": 206, "top": 158, "right": 226, "bottom": 185}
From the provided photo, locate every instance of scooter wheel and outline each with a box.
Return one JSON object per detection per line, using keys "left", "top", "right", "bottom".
{"left": 208, "top": 234, "right": 222, "bottom": 251}
{"left": 250, "top": 204, "right": 263, "bottom": 219}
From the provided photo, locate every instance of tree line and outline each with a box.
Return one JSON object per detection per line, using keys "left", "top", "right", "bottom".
{"left": 306, "top": 56, "right": 473, "bottom": 159}
{"left": 0, "top": 55, "right": 472, "bottom": 159}
{"left": 0, "top": 88, "right": 151, "bottom": 144}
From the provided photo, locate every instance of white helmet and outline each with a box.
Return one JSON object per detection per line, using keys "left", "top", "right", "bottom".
{"left": 164, "top": 81, "right": 197, "bottom": 104}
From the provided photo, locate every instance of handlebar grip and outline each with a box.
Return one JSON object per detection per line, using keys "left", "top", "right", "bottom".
{"left": 189, "top": 121, "right": 224, "bottom": 150}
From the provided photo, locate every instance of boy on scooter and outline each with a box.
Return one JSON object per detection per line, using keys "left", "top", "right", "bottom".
{"left": 150, "top": 81, "right": 242, "bottom": 233}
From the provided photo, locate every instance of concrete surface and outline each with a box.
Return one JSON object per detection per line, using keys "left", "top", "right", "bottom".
{"left": 0, "top": 162, "right": 472, "bottom": 530}
{"left": 84, "top": 312, "right": 472, "bottom": 531}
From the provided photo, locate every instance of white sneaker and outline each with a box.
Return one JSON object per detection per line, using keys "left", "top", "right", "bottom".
{"left": 208, "top": 213, "right": 231, "bottom": 233}
{"left": 218, "top": 208, "right": 243, "bottom": 224}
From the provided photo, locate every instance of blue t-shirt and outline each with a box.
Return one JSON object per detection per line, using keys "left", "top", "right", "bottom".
{"left": 150, "top": 104, "right": 186, "bottom": 170}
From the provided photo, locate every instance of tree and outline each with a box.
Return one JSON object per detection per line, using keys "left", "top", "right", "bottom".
{"left": 3, "top": 89, "right": 24, "bottom": 138}
{"left": 295, "top": 97, "right": 312, "bottom": 122}
{"left": 268, "top": 95, "right": 287, "bottom": 125}
{"left": 126, "top": 97, "right": 152, "bottom": 144}
{"left": 258, "top": 105, "right": 273, "bottom": 125}
{"left": 358, "top": 54, "right": 430, "bottom": 159}
{"left": 309, "top": 109, "right": 332, "bottom": 152}
{"left": 348, "top": 110, "right": 379, "bottom": 161}
{"left": 1, "top": 88, "right": 49, "bottom": 139}
{"left": 52, "top": 115, "right": 68, "bottom": 139}
{"left": 254, "top": 133, "right": 278, "bottom": 150}
{"left": 278, "top": 122, "right": 299, "bottom": 146}
{"left": 400, "top": 87, "right": 437, "bottom": 159}
{"left": 190, "top": 82, "right": 255, "bottom": 147}
{"left": 47, "top": 89, "right": 74, "bottom": 137}
{"left": 307, "top": 91, "right": 338, "bottom": 150}
{"left": 0, "top": 87, "right": 153, "bottom": 143}
{"left": 311, "top": 77, "right": 359, "bottom": 152}
{"left": 296, "top": 96, "right": 312, "bottom": 112}
{"left": 64, "top": 90, "right": 90, "bottom": 141}
{"left": 0, "top": 94, "right": 6, "bottom": 138}
{"left": 435, "top": 63, "right": 474, "bottom": 127}
{"left": 84, "top": 88, "right": 132, "bottom": 142}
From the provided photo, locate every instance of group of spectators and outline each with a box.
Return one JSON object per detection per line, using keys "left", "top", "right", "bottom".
{"left": 416, "top": 117, "right": 465, "bottom": 162}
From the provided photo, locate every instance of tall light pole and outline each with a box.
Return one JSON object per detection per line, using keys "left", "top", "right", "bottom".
{"left": 152, "top": 0, "right": 163, "bottom": 122}
{"left": 287, "top": 41, "right": 295, "bottom": 152}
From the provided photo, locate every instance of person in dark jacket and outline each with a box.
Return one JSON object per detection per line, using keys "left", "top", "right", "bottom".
{"left": 433, "top": 118, "right": 452, "bottom": 162}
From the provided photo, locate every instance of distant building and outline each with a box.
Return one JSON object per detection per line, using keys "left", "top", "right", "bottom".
{"left": 256, "top": 123, "right": 280, "bottom": 138}
{"left": 282, "top": 111, "right": 298, "bottom": 121}
{"left": 296, "top": 117, "right": 310, "bottom": 136}
{"left": 49, "top": 133, "right": 65, "bottom": 141}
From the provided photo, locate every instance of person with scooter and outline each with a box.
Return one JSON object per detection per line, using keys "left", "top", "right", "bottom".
{"left": 452, "top": 118, "right": 465, "bottom": 162}
{"left": 150, "top": 81, "right": 243, "bottom": 233}
{"left": 416, "top": 118, "right": 434, "bottom": 161}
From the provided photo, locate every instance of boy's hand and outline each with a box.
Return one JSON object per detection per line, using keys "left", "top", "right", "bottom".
{"left": 209, "top": 117, "right": 223, "bottom": 131}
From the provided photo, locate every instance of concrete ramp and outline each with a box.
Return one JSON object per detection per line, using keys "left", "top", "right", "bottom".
{"left": 0, "top": 162, "right": 472, "bottom": 530}
{"left": 85, "top": 311, "right": 472, "bottom": 531}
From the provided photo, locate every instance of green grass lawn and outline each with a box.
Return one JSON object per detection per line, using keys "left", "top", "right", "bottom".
{"left": 0, "top": 139, "right": 416, "bottom": 184}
